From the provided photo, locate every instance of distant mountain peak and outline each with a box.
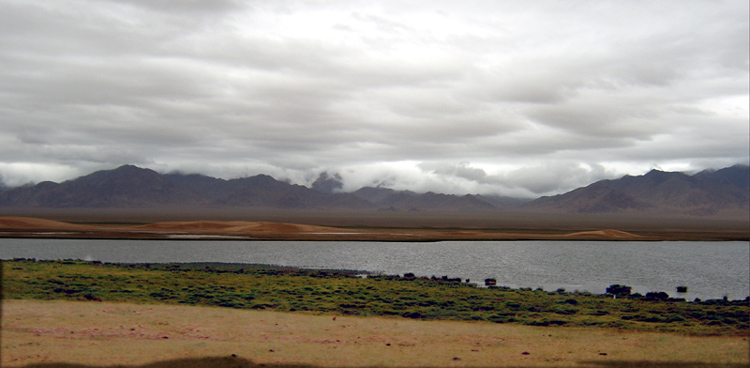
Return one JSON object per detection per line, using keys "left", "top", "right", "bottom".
{"left": 524, "top": 166, "right": 748, "bottom": 216}
{"left": 0, "top": 164, "right": 746, "bottom": 217}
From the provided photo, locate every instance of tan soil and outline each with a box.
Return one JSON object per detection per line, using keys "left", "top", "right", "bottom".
{"left": 2, "top": 300, "right": 748, "bottom": 368}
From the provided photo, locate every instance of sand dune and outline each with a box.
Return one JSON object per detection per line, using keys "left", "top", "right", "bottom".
{"left": 136, "top": 221, "right": 644, "bottom": 240}
{"left": 0, "top": 216, "right": 742, "bottom": 241}
{"left": 0, "top": 217, "right": 370, "bottom": 240}
{"left": 563, "top": 229, "right": 641, "bottom": 239}
{"left": 0, "top": 216, "right": 88, "bottom": 230}
{"left": 139, "top": 220, "right": 247, "bottom": 231}
{"left": 139, "top": 220, "right": 348, "bottom": 234}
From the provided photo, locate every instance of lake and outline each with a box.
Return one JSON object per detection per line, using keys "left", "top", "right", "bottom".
{"left": 1, "top": 239, "right": 748, "bottom": 301}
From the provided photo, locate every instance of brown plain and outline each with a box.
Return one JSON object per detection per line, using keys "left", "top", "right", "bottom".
{"left": 1, "top": 216, "right": 747, "bottom": 241}
{"left": 3, "top": 300, "right": 748, "bottom": 368}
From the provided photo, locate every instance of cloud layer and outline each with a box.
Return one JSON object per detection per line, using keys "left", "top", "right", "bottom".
{"left": 1, "top": 0, "right": 748, "bottom": 197}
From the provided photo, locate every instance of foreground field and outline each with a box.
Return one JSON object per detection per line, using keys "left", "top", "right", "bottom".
{"left": 2, "top": 299, "right": 748, "bottom": 368}
{"left": 2, "top": 259, "right": 749, "bottom": 367}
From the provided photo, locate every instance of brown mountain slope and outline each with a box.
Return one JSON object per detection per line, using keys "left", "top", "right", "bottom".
{"left": 524, "top": 166, "right": 749, "bottom": 216}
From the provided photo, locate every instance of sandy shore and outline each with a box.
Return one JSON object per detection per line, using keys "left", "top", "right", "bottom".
{"left": 2, "top": 299, "right": 748, "bottom": 368}
{"left": 1, "top": 216, "right": 746, "bottom": 241}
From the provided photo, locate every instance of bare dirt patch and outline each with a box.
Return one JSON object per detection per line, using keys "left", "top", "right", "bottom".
{"left": 2, "top": 300, "right": 748, "bottom": 368}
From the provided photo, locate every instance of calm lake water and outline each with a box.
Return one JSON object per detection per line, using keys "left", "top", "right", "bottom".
{"left": 1, "top": 239, "right": 748, "bottom": 301}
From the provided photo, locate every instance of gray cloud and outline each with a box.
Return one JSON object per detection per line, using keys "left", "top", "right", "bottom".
{"left": 0, "top": 0, "right": 747, "bottom": 196}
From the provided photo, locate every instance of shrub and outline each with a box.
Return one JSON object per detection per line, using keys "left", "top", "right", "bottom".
{"left": 645, "top": 292, "right": 670, "bottom": 301}
{"left": 606, "top": 284, "right": 632, "bottom": 296}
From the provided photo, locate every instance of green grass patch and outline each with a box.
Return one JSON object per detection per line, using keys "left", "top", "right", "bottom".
{"left": 2, "top": 259, "right": 748, "bottom": 336}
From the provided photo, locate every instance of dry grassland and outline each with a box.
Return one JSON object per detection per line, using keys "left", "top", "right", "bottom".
{"left": 2, "top": 300, "right": 748, "bottom": 368}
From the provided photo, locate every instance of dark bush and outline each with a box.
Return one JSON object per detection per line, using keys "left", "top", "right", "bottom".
{"left": 645, "top": 291, "right": 669, "bottom": 301}
{"left": 606, "top": 284, "right": 632, "bottom": 296}
{"left": 403, "top": 312, "right": 424, "bottom": 319}
{"left": 83, "top": 293, "right": 101, "bottom": 301}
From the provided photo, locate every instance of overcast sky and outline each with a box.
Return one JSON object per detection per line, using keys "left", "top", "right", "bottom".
{"left": 1, "top": 0, "right": 747, "bottom": 197}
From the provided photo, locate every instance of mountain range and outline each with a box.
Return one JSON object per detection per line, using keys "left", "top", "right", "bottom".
{"left": 525, "top": 166, "right": 749, "bottom": 217}
{"left": 0, "top": 164, "right": 747, "bottom": 217}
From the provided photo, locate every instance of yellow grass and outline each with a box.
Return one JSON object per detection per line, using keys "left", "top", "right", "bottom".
{"left": 2, "top": 300, "right": 748, "bottom": 367}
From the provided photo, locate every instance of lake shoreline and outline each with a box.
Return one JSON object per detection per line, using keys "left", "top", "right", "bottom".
{"left": 3, "top": 236, "right": 748, "bottom": 301}
{"left": 3, "top": 259, "right": 749, "bottom": 367}
{"left": 4, "top": 259, "right": 749, "bottom": 335}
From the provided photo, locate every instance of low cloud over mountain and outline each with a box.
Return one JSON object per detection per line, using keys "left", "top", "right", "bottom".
{"left": 0, "top": 165, "right": 746, "bottom": 219}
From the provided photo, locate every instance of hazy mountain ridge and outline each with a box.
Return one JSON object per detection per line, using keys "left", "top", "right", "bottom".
{"left": 0, "top": 164, "right": 747, "bottom": 217}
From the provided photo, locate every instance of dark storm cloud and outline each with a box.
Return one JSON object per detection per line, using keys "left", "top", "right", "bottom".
{"left": 0, "top": 0, "right": 747, "bottom": 195}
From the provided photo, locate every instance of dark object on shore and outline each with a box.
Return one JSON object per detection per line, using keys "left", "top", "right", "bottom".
{"left": 676, "top": 286, "right": 688, "bottom": 293}
{"left": 403, "top": 272, "right": 415, "bottom": 279}
{"left": 645, "top": 291, "right": 670, "bottom": 301}
{"left": 606, "top": 284, "right": 632, "bottom": 296}
{"left": 485, "top": 278, "right": 497, "bottom": 286}
{"left": 441, "top": 275, "right": 462, "bottom": 283}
